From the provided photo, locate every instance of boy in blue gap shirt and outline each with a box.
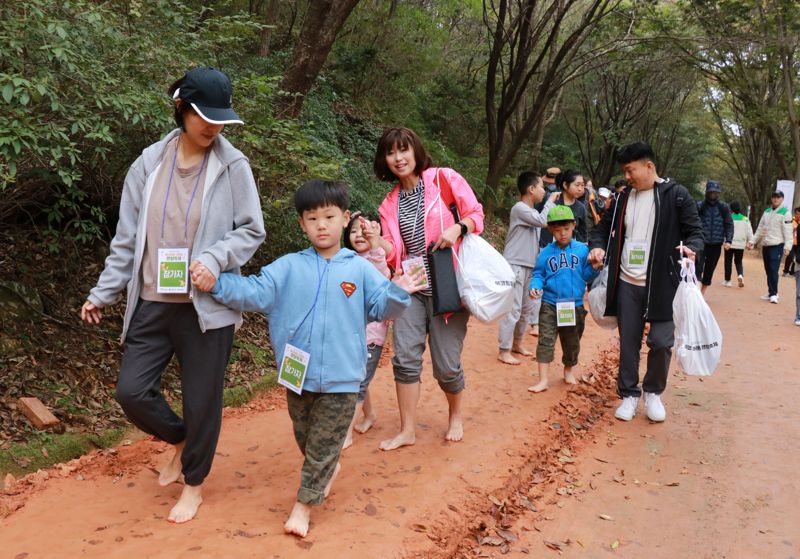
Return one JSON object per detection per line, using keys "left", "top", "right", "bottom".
{"left": 196, "top": 180, "right": 423, "bottom": 538}
{"left": 528, "top": 205, "right": 599, "bottom": 393}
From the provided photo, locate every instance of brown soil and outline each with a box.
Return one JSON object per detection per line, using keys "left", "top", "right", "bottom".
{"left": 1, "top": 253, "right": 798, "bottom": 559}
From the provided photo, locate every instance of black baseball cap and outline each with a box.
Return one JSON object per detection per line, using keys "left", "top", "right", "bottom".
{"left": 172, "top": 67, "right": 243, "bottom": 125}
{"left": 771, "top": 190, "right": 784, "bottom": 198}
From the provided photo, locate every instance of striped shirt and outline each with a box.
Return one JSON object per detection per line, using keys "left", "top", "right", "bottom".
{"left": 398, "top": 179, "right": 432, "bottom": 295}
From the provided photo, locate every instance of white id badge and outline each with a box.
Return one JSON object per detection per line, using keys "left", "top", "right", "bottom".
{"left": 627, "top": 242, "right": 648, "bottom": 269}
{"left": 157, "top": 246, "right": 189, "bottom": 293}
{"left": 278, "top": 343, "right": 310, "bottom": 394}
{"left": 556, "top": 301, "right": 577, "bottom": 327}
{"left": 401, "top": 255, "right": 430, "bottom": 289}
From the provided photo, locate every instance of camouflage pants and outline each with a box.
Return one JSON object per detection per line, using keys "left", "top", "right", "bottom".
{"left": 536, "top": 302, "right": 587, "bottom": 366}
{"left": 286, "top": 390, "right": 357, "bottom": 505}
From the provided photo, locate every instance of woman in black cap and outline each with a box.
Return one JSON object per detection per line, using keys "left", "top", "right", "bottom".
{"left": 80, "top": 67, "right": 265, "bottom": 523}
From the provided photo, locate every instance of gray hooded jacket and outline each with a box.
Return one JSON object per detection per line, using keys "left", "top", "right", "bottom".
{"left": 88, "top": 129, "right": 266, "bottom": 342}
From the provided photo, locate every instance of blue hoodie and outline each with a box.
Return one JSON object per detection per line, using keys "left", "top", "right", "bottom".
{"left": 211, "top": 247, "right": 411, "bottom": 393}
{"left": 529, "top": 240, "right": 598, "bottom": 306}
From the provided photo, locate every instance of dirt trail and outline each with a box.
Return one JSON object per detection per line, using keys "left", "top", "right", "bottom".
{"left": 2, "top": 253, "right": 798, "bottom": 559}
{"left": 0, "top": 300, "right": 618, "bottom": 558}
{"left": 471, "top": 253, "right": 800, "bottom": 559}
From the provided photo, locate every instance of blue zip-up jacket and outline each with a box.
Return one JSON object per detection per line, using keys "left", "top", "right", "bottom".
{"left": 529, "top": 240, "right": 598, "bottom": 306}
{"left": 211, "top": 247, "right": 411, "bottom": 393}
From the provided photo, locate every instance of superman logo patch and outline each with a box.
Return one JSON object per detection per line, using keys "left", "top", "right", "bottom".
{"left": 340, "top": 282, "right": 357, "bottom": 298}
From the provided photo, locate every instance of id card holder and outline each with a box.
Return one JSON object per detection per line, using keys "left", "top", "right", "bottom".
{"left": 627, "top": 241, "right": 648, "bottom": 269}
{"left": 278, "top": 343, "right": 310, "bottom": 394}
{"left": 556, "top": 300, "right": 577, "bottom": 327}
{"left": 157, "top": 243, "right": 189, "bottom": 294}
{"left": 401, "top": 255, "right": 430, "bottom": 289}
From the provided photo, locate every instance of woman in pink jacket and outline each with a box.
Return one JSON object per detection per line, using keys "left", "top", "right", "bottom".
{"left": 373, "top": 127, "right": 485, "bottom": 450}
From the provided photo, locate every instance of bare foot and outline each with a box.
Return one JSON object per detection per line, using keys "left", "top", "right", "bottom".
{"left": 445, "top": 416, "right": 464, "bottom": 442}
{"left": 498, "top": 350, "right": 521, "bottom": 365}
{"left": 564, "top": 368, "right": 577, "bottom": 385}
{"left": 529, "top": 325, "right": 539, "bottom": 337}
{"left": 511, "top": 344, "right": 533, "bottom": 356}
{"left": 354, "top": 414, "right": 376, "bottom": 434}
{"left": 159, "top": 441, "right": 185, "bottom": 487}
{"left": 168, "top": 484, "right": 202, "bottom": 524}
{"left": 342, "top": 433, "right": 353, "bottom": 450}
{"left": 379, "top": 431, "right": 416, "bottom": 451}
{"left": 284, "top": 501, "right": 312, "bottom": 538}
{"left": 528, "top": 379, "right": 549, "bottom": 393}
{"left": 324, "top": 462, "right": 341, "bottom": 498}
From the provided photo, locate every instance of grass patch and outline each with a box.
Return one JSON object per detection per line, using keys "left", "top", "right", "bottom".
{"left": 222, "top": 369, "right": 278, "bottom": 408}
{"left": 0, "top": 427, "right": 127, "bottom": 478}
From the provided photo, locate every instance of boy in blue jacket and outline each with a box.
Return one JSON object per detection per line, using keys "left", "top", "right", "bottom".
{"left": 528, "top": 205, "right": 599, "bottom": 393}
{"left": 196, "top": 180, "right": 423, "bottom": 538}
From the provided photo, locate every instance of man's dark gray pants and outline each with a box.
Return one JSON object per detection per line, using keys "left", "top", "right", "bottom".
{"left": 616, "top": 280, "right": 674, "bottom": 398}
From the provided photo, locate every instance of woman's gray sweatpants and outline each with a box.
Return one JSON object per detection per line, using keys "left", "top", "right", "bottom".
{"left": 115, "top": 300, "right": 234, "bottom": 486}
{"left": 391, "top": 293, "right": 468, "bottom": 393}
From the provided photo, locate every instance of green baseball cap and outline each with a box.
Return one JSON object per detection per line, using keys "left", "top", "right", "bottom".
{"left": 547, "top": 205, "right": 575, "bottom": 223}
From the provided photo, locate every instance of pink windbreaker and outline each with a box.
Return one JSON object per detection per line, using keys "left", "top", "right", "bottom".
{"left": 378, "top": 167, "right": 485, "bottom": 272}
{"left": 363, "top": 247, "right": 391, "bottom": 346}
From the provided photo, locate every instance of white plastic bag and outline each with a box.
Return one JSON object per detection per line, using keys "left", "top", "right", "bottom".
{"left": 455, "top": 234, "right": 515, "bottom": 323}
{"left": 588, "top": 267, "right": 617, "bottom": 330}
{"left": 672, "top": 258, "right": 722, "bottom": 376}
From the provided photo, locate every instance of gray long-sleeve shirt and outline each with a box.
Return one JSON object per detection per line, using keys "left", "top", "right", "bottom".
{"left": 503, "top": 199, "right": 555, "bottom": 267}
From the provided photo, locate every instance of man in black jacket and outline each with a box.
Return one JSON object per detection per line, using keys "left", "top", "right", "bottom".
{"left": 588, "top": 142, "right": 704, "bottom": 423}
{"left": 695, "top": 180, "right": 733, "bottom": 295}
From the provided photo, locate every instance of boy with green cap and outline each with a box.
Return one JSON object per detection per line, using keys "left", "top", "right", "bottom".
{"left": 528, "top": 205, "right": 600, "bottom": 393}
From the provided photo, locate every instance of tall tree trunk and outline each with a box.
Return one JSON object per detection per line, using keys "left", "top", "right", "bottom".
{"left": 258, "top": 0, "right": 281, "bottom": 57}
{"left": 275, "top": 0, "right": 360, "bottom": 118}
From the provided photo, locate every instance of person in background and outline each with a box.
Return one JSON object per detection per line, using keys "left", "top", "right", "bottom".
{"left": 752, "top": 191, "right": 793, "bottom": 304}
{"left": 695, "top": 180, "right": 733, "bottom": 295}
{"left": 497, "top": 172, "right": 557, "bottom": 365}
{"left": 782, "top": 208, "right": 799, "bottom": 276}
{"left": 723, "top": 200, "right": 754, "bottom": 287}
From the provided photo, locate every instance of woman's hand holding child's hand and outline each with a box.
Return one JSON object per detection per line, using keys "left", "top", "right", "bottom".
{"left": 190, "top": 260, "right": 217, "bottom": 292}
{"left": 529, "top": 288, "right": 542, "bottom": 299}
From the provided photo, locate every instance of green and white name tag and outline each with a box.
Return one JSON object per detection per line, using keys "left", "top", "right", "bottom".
{"left": 278, "top": 343, "right": 310, "bottom": 394}
{"left": 556, "top": 301, "right": 577, "bottom": 327}
{"left": 157, "top": 246, "right": 189, "bottom": 294}
{"left": 627, "top": 242, "right": 648, "bottom": 269}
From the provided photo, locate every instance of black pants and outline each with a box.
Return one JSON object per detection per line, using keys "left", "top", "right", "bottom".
{"left": 783, "top": 247, "right": 796, "bottom": 274}
{"left": 116, "top": 300, "right": 234, "bottom": 486}
{"left": 696, "top": 243, "right": 722, "bottom": 286}
{"left": 724, "top": 248, "right": 744, "bottom": 281}
{"left": 763, "top": 245, "right": 783, "bottom": 297}
{"left": 616, "top": 281, "right": 674, "bottom": 398}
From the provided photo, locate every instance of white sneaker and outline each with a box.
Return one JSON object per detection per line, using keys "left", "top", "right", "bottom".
{"left": 722, "top": 280, "right": 732, "bottom": 287}
{"left": 614, "top": 396, "right": 639, "bottom": 421}
{"left": 760, "top": 293, "right": 771, "bottom": 300}
{"left": 770, "top": 295, "right": 779, "bottom": 304}
{"left": 643, "top": 392, "right": 666, "bottom": 422}
{"left": 738, "top": 275, "right": 744, "bottom": 287}
{"left": 794, "top": 319, "right": 800, "bottom": 326}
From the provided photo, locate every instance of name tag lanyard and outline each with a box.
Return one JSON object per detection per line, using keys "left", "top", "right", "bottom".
{"left": 399, "top": 178, "right": 425, "bottom": 261}
{"left": 278, "top": 254, "right": 329, "bottom": 394}
{"left": 555, "top": 242, "right": 577, "bottom": 327}
{"left": 626, "top": 190, "right": 655, "bottom": 269}
{"left": 156, "top": 142, "right": 208, "bottom": 294}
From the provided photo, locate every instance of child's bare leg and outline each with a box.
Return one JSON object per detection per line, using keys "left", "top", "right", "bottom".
{"left": 167, "top": 483, "right": 203, "bottom": 523}
{"left": 354, "top": 392, "right": 376, "bottom": 433}
{"left": 511, "top": 337, "right": 532, "bottom": 356}
{"left": 343, "top": 402, "right": 363, "bottom": 450}
{"left": 158, "top": 440, "right": 185, "bottom": 486}
{"left": 324, "top": 462, "right": 341, "bottom": 498}
{"left": 497, "top": 349, "right": 521, "bottom": 365}
{"left": 284, "top": 502, "right": 312, "bottom": 538}
{"left": 379, "top": 382, "right": 419, "bottom": 450}
{"left": 528, "top": 362, "right": 550, "bottom": 393}
{"left": 444, "top": 390, "right": 464, "bottom": 442}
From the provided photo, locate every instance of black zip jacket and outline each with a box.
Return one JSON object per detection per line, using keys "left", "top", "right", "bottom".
{"left": 588, "top": 179, "right": 705, "bottom": 322}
